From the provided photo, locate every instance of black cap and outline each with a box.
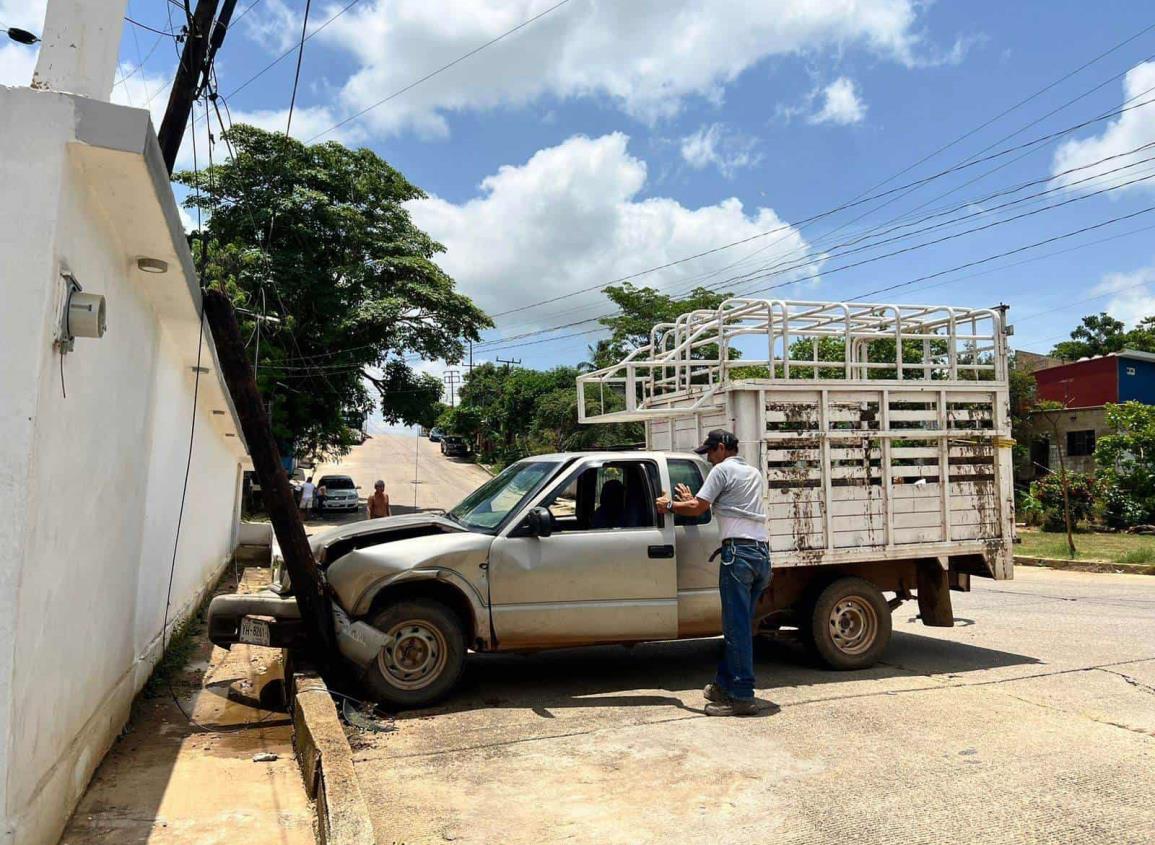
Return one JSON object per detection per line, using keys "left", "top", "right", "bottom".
{"left": 694, "top": 428, "right": 738, "bottom": 454}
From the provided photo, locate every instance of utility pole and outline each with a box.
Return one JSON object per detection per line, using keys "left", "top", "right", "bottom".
{"left": 159, "top": 3, "right": 336, "bottom": 672}
{"left": 442, "top": 368, "right": 461, "bottom": 407}
{"left": 496, "top": 356, "right": 522, "bottom": 370}
{"left": 202, "top": 290, "right": 336, "bottom": 662}
{"left": 157, "top": 0, "right": 220, "bottom": 173}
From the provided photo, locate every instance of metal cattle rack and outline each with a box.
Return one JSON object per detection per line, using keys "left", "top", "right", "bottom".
{"left": 577, "top": 298, "right": 1015, "bottom": 575}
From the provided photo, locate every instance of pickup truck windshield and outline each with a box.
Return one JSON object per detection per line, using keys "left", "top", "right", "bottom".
{"left": 448, "top": 461, "right": 556, "bottom": 532}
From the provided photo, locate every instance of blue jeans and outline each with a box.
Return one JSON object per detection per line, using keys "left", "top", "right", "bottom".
{"left": 715, "top": 541, "right": 772, "bottom": 700}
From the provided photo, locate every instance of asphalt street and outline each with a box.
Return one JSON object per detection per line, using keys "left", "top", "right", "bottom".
{"left": 307, "top": 430, "right": 492, "bottom": 524}
{"left": 334, "top": 438, "right": 1155, "bottom": 845}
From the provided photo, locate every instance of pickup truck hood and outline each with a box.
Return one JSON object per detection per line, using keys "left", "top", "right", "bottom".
{"left": 327, "top": 530, "right": 493, "bottom": 617}
{"left": 271, "top": 513, "right": 462, "bottom": 592}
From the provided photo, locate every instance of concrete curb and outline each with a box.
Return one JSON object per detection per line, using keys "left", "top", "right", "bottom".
{"left": 290, "top": 667, "right": 376, "bottom": 845}
{"left": 1015, "top": 555, "right": 1155, "bottom": 576}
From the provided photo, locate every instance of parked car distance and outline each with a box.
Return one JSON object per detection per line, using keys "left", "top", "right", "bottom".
{"left": 316, "top": 475, "right": 359, "bottom": 513}
{"left": 440, "top": 435, "right": 469, "bottom": 457}
{"left": 428, "top": 428, "right": 444, "bottom": 442}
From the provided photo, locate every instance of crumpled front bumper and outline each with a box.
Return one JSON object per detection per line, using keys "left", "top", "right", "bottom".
{"left": 207, "top": 589, "right": 306, "bottom": 649}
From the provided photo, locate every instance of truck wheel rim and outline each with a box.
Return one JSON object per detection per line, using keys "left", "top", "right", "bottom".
{"left": 828, "top": 597, "right": 877, "bottom": 656}
{"left": 378, "top": 621, "right": 448, "bottom": 691}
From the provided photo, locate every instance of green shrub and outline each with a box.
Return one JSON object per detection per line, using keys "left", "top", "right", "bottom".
{"left": 1030, "top": 471, "right": 1099, "bottom": 532}
{"left": 1101, "top": 485, "right": 1149, "bottom": 529}
{"left": 1016, "top": 490, "right": 1044, "bottom": 527}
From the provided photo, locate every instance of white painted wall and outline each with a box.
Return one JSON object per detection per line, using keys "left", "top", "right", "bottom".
{"left": 0, "top": 86, "right": 247, "bottom": 845}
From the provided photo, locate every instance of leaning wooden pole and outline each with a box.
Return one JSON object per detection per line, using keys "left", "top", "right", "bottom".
{"left": 202, "top": 289, "right": 337, "bottom": 664}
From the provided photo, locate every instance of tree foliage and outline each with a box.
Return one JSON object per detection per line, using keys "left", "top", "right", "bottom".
{"left": 1050, "top": 312, "right": 1155, "bottom": 360}
{"left": 439, "top": 363, "right": 642, "bottom": 467}
{"left": 1094, "top": 401, "right": 1155, "bottom": 527}
{"left": 176, "top": 125, "right": 491, "bottom": 459}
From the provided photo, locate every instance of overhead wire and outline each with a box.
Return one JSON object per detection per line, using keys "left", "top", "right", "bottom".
{"left": 306, "top": 0, "right": 575, "bottom": 143}
{"left": 468, "top": 140, "right": 1155, "bottom": 352}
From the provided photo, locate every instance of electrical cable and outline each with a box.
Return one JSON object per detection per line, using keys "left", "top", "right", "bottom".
{"left": 124, "top": 15, "right": 175, "bottom": 37}
{"left": 470, "top": 203, "right": 1155, "bottom": 356}
{"left": 306, "top": 0, "right": 574, "bottom": 143}
{"left": 471, "top": 138, "right": 1155, "bottom": 350}
{"left": 487, "top": 23, "right": 1155, "bottom": 325}
{"left": 284, "top": 0, "right": 313, "bottom": 137}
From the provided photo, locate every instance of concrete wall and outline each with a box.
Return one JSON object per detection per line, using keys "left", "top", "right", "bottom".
{"left": 0, "top": 87, "right": 247, "bottom": 845}
{"left": 1028, "top": 406, "right": 1107, "bottom": 477}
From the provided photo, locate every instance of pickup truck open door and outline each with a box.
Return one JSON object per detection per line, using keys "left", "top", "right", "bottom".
{"left": 488, "top": 457, "right": 678, "bottom": 648}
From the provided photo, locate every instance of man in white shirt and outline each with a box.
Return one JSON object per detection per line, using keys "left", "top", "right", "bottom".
{"left": 656, "top": 429, "right": 771, "bottom": 716}
{"left": 299, "top": 476, "right": 316, "bottom": 516}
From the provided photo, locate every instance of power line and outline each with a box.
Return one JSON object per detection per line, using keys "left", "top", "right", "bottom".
{"left": 284, "top": 0, "right": 313, "bottom": 137}
{"left": 306, "top": 0, "right": 574, "bottom": 143}
{"left": 486, "top": 93, "right": 1155, "bottom": 321}
{"left": 189, "top": 0, "right": 364, "bottom": 131}
{"left": 124, "top": 14, "right": 176, "bottom": 37}
{"left": 473, "top": 203, "right": 1155, "bottom": 357}
{"left": 473, "top": 149, "right": 1155, "bottom": 351}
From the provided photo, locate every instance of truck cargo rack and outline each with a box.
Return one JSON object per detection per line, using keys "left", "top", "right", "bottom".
{"left": 578, "top": 298, "right": 1014, "bottom": 576}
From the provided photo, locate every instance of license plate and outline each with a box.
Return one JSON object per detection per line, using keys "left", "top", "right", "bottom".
{"left": 239, "top": 616, "right": 271, "bottom": 647}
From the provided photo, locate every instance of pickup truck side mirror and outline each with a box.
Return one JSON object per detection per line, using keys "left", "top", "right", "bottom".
{"left": 526, "top": 506, "right": 553, "bottom": 538}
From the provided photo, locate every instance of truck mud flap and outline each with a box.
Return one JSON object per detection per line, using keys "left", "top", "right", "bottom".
{"left": 916, "top": 560, "right": 954, "bottom": 627}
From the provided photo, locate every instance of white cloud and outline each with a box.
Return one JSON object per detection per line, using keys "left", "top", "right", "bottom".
{"left": 304, "top": 0, "right": 925, "bottom": 138}
{"left": 680, "top": 123, "right": 761, "bottom": 178}
{"left": 1093, "top": 265, "right": 1155, "bottom": 327}
{"left": 406, "top": 133, "right": 815, "bottom": 342}
{"left": 808, "top": 76, "right": 867, "bottom": 125}
{"left": 1052, "top": 62, "right": 1155, "bottom": 195}
{"left": 240, "top": 0, "right": 301, "bottom": 53}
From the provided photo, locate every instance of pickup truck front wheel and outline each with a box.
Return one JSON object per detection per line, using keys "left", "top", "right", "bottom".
{"left": 364, "top": 599, "right": 466, "bottom": 709}
{"left": 808, "top": 577, "right": 892, "bottom": 670}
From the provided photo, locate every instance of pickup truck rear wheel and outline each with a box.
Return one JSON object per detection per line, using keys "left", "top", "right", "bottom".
{"left": 808, "top": 577, "right": 891, "bottom": 670}
{"left": 364, "top": 599, "right": 466, "bottom": 709}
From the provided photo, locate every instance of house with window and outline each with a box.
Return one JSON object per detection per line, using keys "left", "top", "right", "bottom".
{"left": 1024, "top": 349, "right": 1155, "bottom": 477}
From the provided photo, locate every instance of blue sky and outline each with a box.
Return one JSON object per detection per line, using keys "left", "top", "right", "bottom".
{"left": 5, "top": 0, "right": 1155, "bottom": 383}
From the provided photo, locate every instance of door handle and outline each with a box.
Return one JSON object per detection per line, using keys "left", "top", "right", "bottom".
{"left": 647, "top": 544, "right": 675, "bottom": 559}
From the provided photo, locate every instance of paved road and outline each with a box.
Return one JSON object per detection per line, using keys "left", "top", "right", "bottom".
{"left": 306, "top": 432, "right": 491, "bottom": 525}
{"left": 352, "top": 567, "right": 1155, "bottom": 845}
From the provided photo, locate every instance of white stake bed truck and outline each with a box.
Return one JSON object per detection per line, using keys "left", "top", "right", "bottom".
{"left": 209, "top": 298, "right": 1015, "bottom": 708}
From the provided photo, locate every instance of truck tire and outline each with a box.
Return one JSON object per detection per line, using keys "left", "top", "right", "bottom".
{"left": 363, "top": 599, "right": 466, "bottom": 709}
{"left": 808, "top": 577, "right": 892, "bottom": 670}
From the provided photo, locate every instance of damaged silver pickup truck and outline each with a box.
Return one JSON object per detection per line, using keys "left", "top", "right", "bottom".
{"left": 210, "top": 298, "right": 1014, "bottom": 708}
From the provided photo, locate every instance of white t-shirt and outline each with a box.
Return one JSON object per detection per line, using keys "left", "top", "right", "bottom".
{"left": 696, "top": 456, "right": 768, "bottom": 541}
{"left": 300, "top": 481, "right": 316, "bottom": 502}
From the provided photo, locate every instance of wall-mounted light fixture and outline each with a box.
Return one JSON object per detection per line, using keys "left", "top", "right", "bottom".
{"left": 136, "top": 257, "right": 169, "bottom": 274}
{"left": 57, "top": 272, "right": 107, "bottom": 354}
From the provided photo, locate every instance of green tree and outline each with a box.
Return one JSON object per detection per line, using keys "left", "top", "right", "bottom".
{"left": 1094, "top": 401, "right": 1155, "bottom": 527}
{"left": 177, "top": 125, "right": 491, "bottom": 459}
{"left": 598, "top": 283, "right": 732, "bottom": 354}
{"left": 1008, "top": 354, "right": 1038, "bottom": 479}
{"left": 1050, "top": 312, "right": 1127, "bottom": 360}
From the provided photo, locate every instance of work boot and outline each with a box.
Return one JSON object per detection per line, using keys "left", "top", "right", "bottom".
{"left": 703, "top": 683, "right": 728, "bottom": 703}
{"left": 705, "top": 698, "right": 760, "bottom": 717}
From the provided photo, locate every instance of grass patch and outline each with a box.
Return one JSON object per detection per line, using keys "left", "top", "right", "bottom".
{"left": 1017, "top": 528, "right": 1155, "bottom": 564}
{"left": 142, "top": 613, "right": 203, "bottom": 698}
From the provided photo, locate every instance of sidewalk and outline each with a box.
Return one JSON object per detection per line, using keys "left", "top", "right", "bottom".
{"left": 59, "top": 567, "right": 315, "bottom": 845}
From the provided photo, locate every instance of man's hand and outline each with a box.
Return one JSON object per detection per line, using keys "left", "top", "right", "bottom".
{"left": 656, "top": 490, "right": 671, "bottom": 512}
{"left": 674, "top": 483, "right": 694, "bottom": 502}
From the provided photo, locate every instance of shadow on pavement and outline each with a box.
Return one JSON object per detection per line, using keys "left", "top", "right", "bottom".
{"left": 396, "top": 632, "right": 1041, "bottom": 719}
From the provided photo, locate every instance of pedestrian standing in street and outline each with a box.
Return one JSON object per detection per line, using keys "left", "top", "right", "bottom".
{"left": 656, "top": 429, "right": 771, "bottom": 716}
{"left": 316, "top": 479, "right": 327, "bottom": 518}
{"left": 367, "top": 479, "right": 391, "bottom": 519}
{"left": 299, "top": 476, "right": 316, "bottom": 516}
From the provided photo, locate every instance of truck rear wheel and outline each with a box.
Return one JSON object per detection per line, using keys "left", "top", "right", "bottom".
{"left": 364, "top": 599, "right": 466, "bottom": 709}
{"left": 808, "top": 577, "right": 892, "bottom": 670}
